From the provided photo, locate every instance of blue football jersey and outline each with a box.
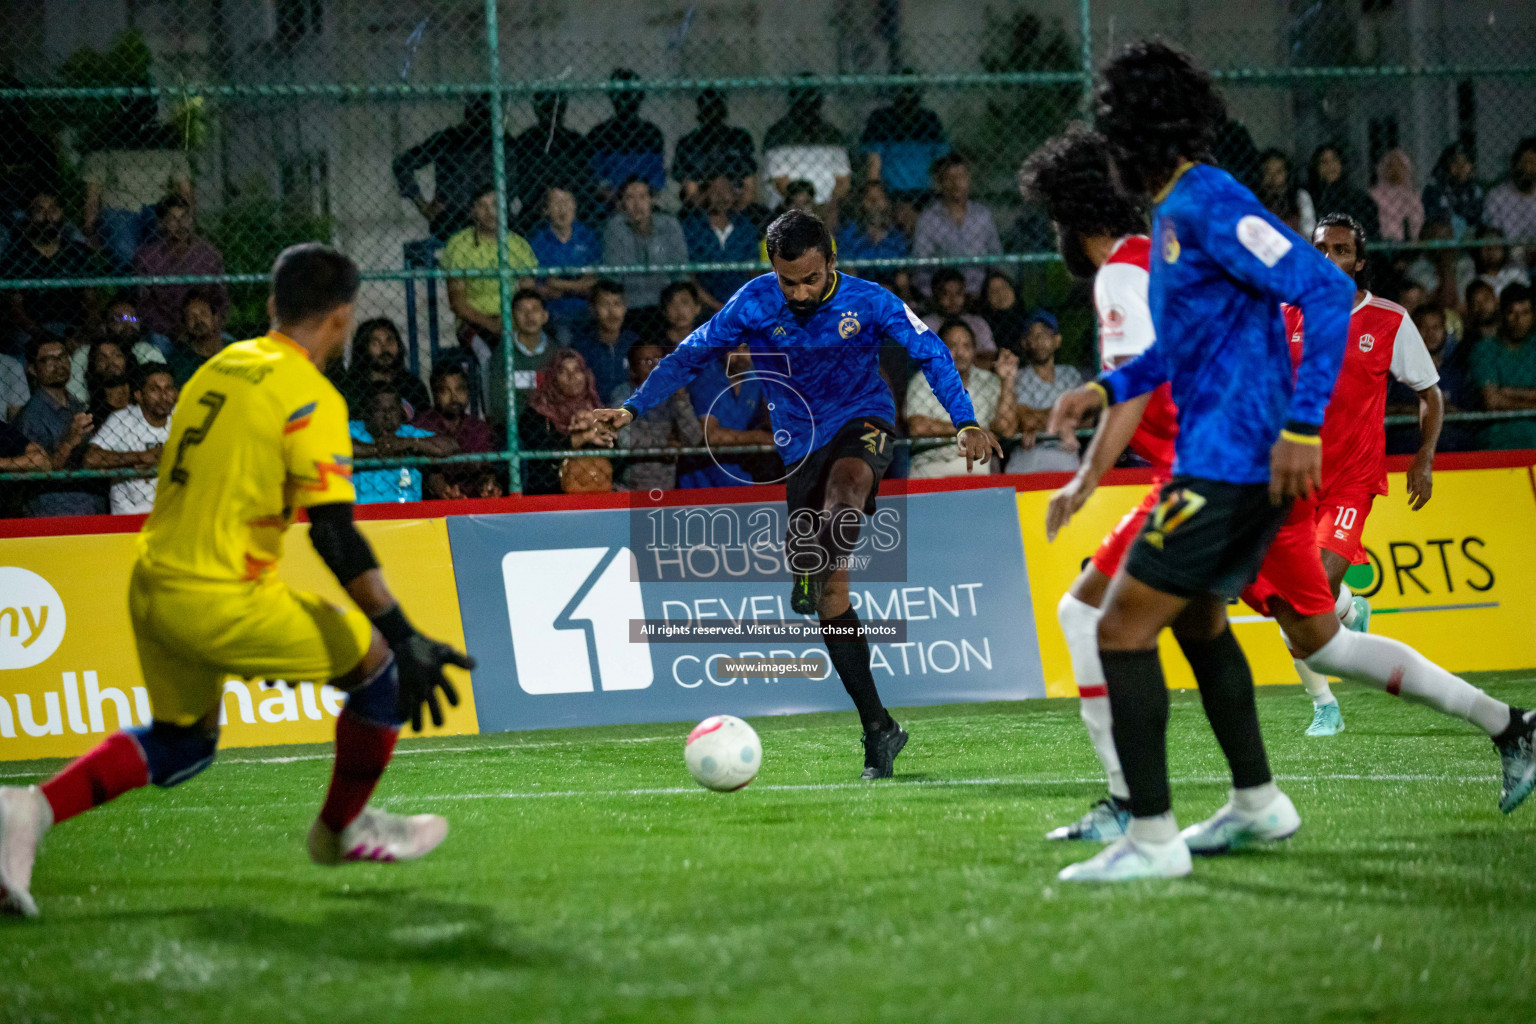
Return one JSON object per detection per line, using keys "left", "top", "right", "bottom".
{"left": 623, "top": 272, "right": 978, "bottom": 464}
{"left": 1101, "top": 163, "right": 1354, "bottom": 484}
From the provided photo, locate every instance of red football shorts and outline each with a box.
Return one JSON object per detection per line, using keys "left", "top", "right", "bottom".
{"left": 1090, "top": 478, "right": 1167, "bottom": 578}
{"left": 1242, "top": 497, "right": 1339, "bottom": 619}
{"left": 1313, "top": 491, "right": 1375, "bottom": 566}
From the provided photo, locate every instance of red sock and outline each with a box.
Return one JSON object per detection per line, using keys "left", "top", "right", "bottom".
{"left": 40, "top": 731, "right": 150, "bottom": 825}
{"left": 319, "top": 710, "right": 399, "bottom": 833}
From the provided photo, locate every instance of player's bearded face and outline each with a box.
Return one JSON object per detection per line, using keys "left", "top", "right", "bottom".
{"left": 773, "top": 251, "right": 832, "bottom": 316}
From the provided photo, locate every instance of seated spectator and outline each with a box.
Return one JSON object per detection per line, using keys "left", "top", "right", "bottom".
{"left": 1256, "top": 148, "right": 1315, "bottom": 238}
{"left": 836, "top": 180, "right": 910, "bottom": 292}
{"left": 655, "top": 281, "right": 703, "bottom": 349}
{"left": 132, "top": 194, "right": 227, "bottom": 339}
{"left": 587, "top": 69, "right": 667, "bottom": 205}
{"left": 517, "top": 348, "right": 607, "bottom": 494}
{"left": 528, "top": 186, "right": 601, "bottom": 341}
{"left": 1005, "top": 311, "right": 1085, "bottom": 474}
{"left": 393, "top": 95, "right": 510, "bottom": 240}
{"left": 486, "top": 289, "right": 558, "bottom": 424}
{"left": 921, "top": 267, "right": 995, "bottom": 361}
{"left": 83, "top": 364, "right": 177, "bottom": 514}
{"left": 978, "top": 271, "right": 1028, "bottom": 362}
{"left": 609, "top": 342, "right": 704, "bottom": 493}
{"left": 905, "top": 320, "right": 1014, "bottom": 479}
{"left": 0, "top": 350, "right": 26, "bottom": 421}
{"left": 1483, "top": 137, "right": 1536, "bottom": 252}
{"left": 679, "top": 344, "right": 775, "bottom": 489}
{"left": 1307, "top": 143, "right": 1380, "bottom": 239}
{"left": 602, "top": 177, "right": 689, "bottom": 313}
{"left": 860, "top": 74, "right": 950, "bottom": 232}
{"left": 1465, "top": 279, "right": 1501, "bottom": 348}
{"left": 1467, "top": 226, "right": 1530, "bottom": 297}
{"left": 559, "top": 455, "right": 615, "bottom": 494}
{"left": 350, "top": 384, "right": 457, "bottom": 504}
{"left": 334, "top": 316, "right": 431, "bottom": 419}
{"left": 165, "top": 290, "right": 232, "bottom": 386}
{"left": 1389, "top": 302, "right": 1476, "bottom": 455}
{"left": 1423, "top": 142, "right": 1484, "bottom": 240}
{"left": 441, "top": 182, "right": 539, "bottom": 359}
{"left": 413, "top": 361, "right": 499, "bottom": 501}
{"left": 762, "top": 79, "right": 851, "bottom": 217}
{"left": 571, "top": 280, "right": 638, "bottom": 403}
{"left": 82, "top": 144, "right": 191, "bottom": 269}
{"left": 683, "top": 176, "right": 761, "bottom": 310}
{"left": 0, "top": 186, "right": 104, "bottom": 343}
{"left": 1395, "top": 281, "right": 1429, "bottom": 317}
{"left": 16, "top": 336, "right": 103, "bottom": 516}
{"left": 673, "top": 90, "right": 758, "bottom": 213}
{"left": 1371, "top": 149, "right": 1425, "bottom": 243}
{"left": 912, "top": 152, "right": 1003, "bottom": 297}
{"left": 82, "top": 339, "right": 138, "bottom": 428}
{"left": 70, "top": 294, "right": 167, "bottom": 402}
{"left": 0, "top": 417, "right": 46, "bottom": 473}
{"left": 511, "top": 92, "right": 596, "bottom": 232}
{"left": 1470, "top": 283, "right": 1536, "bottom": 450}
{"left": 1402, "top": 217, "right": 1468, "bottom": 312}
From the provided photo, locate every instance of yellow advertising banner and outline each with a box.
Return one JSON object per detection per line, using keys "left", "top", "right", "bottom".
{"left": 1018, "top": 466, "right": 1536, "bottom": 698}
{"left": 0, "top": 519, "right": 477, "bottom": 761}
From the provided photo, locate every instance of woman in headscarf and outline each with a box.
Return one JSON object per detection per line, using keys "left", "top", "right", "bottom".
{"left": 516, "top": 347, "right": 611, "bottom": 493}
{"left": 1370, "top": 148, "right": 1425, "bottom": 242}
{"left": 1307, "top": 143, "right": 1380, "bottom": 239}
{"left": 1256, "top": 148, "right": 1315, "bottom": 238}
{"left": 1422, "top": 141, "right": 1485, "bottom": 240}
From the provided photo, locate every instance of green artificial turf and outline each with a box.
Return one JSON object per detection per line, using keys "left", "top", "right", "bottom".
{"left": 3, "top": 675, "right": 1534, "bottom": 1024}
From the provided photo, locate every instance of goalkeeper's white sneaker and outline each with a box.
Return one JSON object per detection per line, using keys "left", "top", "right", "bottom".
{"left": 1180, "top": 790, "right": 1301, "bottom": 856}
{"left": 307, "top": 808, "right": 448, "bottom": 866}
{"left": 1057, "top": 834, "right": 1192, "bottom": 882}
{"left": 0, "top": 785, "right": 53, "bottom": 918}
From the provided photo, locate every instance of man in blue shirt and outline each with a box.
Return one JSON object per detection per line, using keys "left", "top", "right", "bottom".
{"left": 349, "top": 385, "right": 457, "bottom": 503}
{"left": 527, "top": 186, "right": 601, "bottom": 340}
{"left": 586, "top": 69, "right": 667, "bottom": 205}
{"left": 677, "top": 343, "right": 774, "bottom": 489}
{"left": 594, "top": 210, "right": 1001, "bottom": 779}
{"left": 682, "top": 176, "right": 763, "bottom": 310}
{"left": 1047, "top": 41, "right": 1355, "bottom": 882}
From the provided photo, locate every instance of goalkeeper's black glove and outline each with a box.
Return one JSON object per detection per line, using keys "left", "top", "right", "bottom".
{"left": 370, "top": 605, "right": 476, "bottom": 732}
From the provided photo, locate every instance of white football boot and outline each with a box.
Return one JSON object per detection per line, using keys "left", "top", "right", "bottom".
{"left": 1057, "top": 833, "right": 1193, "bottom": 882}
{"left": 307, "top": 807, "right": 448, "bottom": 865}
{"left": 0, "top": 785, "right": 53, "bottom": 918}
{"left": 1180, "top": 789, "right": 1301, "bottom": 856}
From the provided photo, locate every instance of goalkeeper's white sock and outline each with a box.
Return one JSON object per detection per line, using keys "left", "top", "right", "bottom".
{"left": 1336, "top": 584, "right": 1361, "bottom": 628}
{"left": 1305, "top": 629, "right": 1510, "bottom": 736}
{"left": 1058, "top": 593, "right": 1128, "bottom": 801}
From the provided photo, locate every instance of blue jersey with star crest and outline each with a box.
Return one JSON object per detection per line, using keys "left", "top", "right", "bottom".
{"left": 1101, "top": 163, "right": 1354, "bottom": 484}
{"left": 623, "top": 271, "right": 978, "bottom": 464}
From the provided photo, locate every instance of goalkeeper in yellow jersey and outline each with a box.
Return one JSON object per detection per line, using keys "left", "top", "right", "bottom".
{"left": 0, "top": 244, "right": 474, "bottom": 918}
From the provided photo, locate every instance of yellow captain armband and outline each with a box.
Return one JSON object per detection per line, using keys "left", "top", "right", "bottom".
{"left": 1279, "top": 429, "right": 1322, "bottom": 446}
{"left": 1086, "top": 381, "right": 1110, "bottom": 407}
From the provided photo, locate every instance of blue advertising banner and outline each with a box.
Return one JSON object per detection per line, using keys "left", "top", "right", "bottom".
{"left": 448, "top": 487, "right": 1044, "bottom": 733}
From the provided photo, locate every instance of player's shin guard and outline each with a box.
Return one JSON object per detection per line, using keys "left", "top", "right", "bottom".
{"left": 39, "top": 731, "right": 150, "bottom": 825}
{"left": 320, "top": 654, "right": 404, "bottom": 834}
{"left": 1178, "top": 627, "right": 1273, "bottom": 790}
{"left": 1305, "top": 629, "right": 1511, "bottom": 736}
{"left": 820, "top": 608, "right": 891, "bottom": 733}
{"left": 1058, "top": 594, "right": 1127, "bottom": 800}
{"left": 1101, "top": 648, "right": 1172, "bottom": 818}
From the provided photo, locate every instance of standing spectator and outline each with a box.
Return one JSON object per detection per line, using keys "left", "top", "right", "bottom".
{"left": 836, "top": 180, "right": 910, "bottom": 293}
{"left": 905, "top": 320, "right": 1014, "bottom": 479}
{"left": 510, "top": 92, "right": 596, "bottom": 231}
{"left": 978, "top": 270, "right": 1028, "bottom": 360}
{"left": 486, "top": 290, "right": 558, "bottom": 424}
{"left": 587, "top": 69, "right": 667, "bottom": 206}
{"left": 679, "top": 344, "right": 775, "bottom": 489}
{"left": 1403, "top": 217, "right": 1468, "bottom": 312}
{"left": 571, "top": 279, "right": 639, "bottom": 400}
{"left": 82, "top": 145, "right": 191, "bottom": 269}
{"left": 1484, "top": 137, "right": 1536, "bottom": 256}
{"left": 528, "top": 186, "right": 601, "bottom": 342}
{"left": 411, "top": 360, "right": 500, "bottom": 501}
{"left": 655, "top": 281, "right": 703, "bottom": 350}
{"left": 1470, "top": 283, "right": 1536, "bottom": 450}
{"left": 441, "top": 183, "right": 539, "bottom": 351}
{"left": 602, "top": 177, "right": 689, "bottom": 313}
{"left": 912, "top": 152, "right": 1003, "bottom": 297}
{"left": 921, "top": 267, "right": 995, "bottom": 360}
{"left": 516, "top": 349, "right": 608, "bottom": 494}
{"left": 1307, "top": 143, "right": 1381, "bottom": 239}
{"left": 0, "top": 73, "right": 60, "bottom": 233}
{"left": 1004, "top": 311, "right": 1085, "bottom": 474}
{"left": 78, "top": 339, "right": 138, "bottom": 426}
{"left": 1423, "top": 142, "right": 1485, "bottom": 240}
{"left": 609, "top": 342, "right": 705, "bottom": 492}
{"left": 762, "top": 78, "right": 851, "bottom": 214}
{"left": 16, "top": 336, "right": 102, "bottom": 517}
{"left": 683, "top": 176, "right": 761, "bottom": 310}
{"left": 165, "top": 291, "right": 230, "bottom": 387}
{"left": 393, "top": 95, "right": 510, "bottom": 240}
{"left": 1371, "top": 149, "right": 1425, "bottom": 242}
{"left": 674, "top": 90, "right": 758, "bottom": 213}
{"left": 83, "top": 364, "right": 177, "bottom": 514}
{"left": 1468, "top": 227, "right": 1530, "bottom": 297}
{"left": 334, "top": 317, "right": 431, "bottom": 418}
{"left": 1256, "top": 148, "right": 1315, "bottom": 238}
{"left": 69, "top": 294, "right": 166, "bottom": 401}
{"left": 0, "top": 350, "right": 27, "bottom": 421}
{"left": 0, "top": 187, "right": 103, "bottom": 343}
{"left": 131, "top": 194, "right": 227, "bottom": 339}
{"left": 349, "top": 385, "right": 457, "bottom": 504}
{"left": 860, "top": 75, "right": 950, "bottom": 232}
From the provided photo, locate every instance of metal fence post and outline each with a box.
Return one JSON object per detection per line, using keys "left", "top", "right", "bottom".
{"left": 1080, "top": 0, "right": 1094, "bottom": 117}
{"left": 486, "top": 0, "right": 521, "bottom": 492}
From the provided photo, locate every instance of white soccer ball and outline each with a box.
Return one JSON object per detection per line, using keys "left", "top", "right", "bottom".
{"left": 685, "top": 715, "right": 762, "bottom": 792}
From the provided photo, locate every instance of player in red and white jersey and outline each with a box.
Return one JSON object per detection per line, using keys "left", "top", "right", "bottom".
{"left": 1282, "top": 212, "right": 1445, "bottom": 736}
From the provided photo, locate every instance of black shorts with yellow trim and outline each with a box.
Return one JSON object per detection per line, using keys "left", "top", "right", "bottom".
{"left": 783, "top": 416, "right": 897, "bottom": 517}
{"left": 1122, "top": 476, "right": 1292, "bottom": 602}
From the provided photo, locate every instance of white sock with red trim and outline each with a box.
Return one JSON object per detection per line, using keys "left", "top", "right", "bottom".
{"left": 1058, "top": 593, "right": 1128, "bottom": 801}
{"left": 1305, "top": 629, "right": 1509, "bottom": 736}
{"left": 1336, "top": 584, "right": 1361, "bottom": 628}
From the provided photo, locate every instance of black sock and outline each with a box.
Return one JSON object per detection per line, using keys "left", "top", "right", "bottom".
{"left": 1493, "top": 706, "right": 1531, "bottom": 745}
{"left": 821, "top": 607, "right": 890, "bottom": 733}
{"left": 1101, "top": 648, "right": 1171, "bottom": 818}
{"left": 1178, "top": 626, "right": 1272, "bottom": 790}
{"left": 814, "top": 503, "right": 862, "bottom": 575}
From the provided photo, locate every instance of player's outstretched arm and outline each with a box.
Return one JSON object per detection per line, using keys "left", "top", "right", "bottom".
{"left": 1045, "top": 391, "right": 1152, "bottom": 541}
{"left": 308, "top": 502, "right": 475, "bottom": 731}
{"left": 884, "top": 295, "right": 1000, "bottom": 467}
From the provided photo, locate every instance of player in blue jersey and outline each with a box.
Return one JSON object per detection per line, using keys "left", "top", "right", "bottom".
{"left": 592, "top": 210, "right": 1001, "bottom": 779}
{"left": 1046, "top": 41, "right": 1356, "bottom": 882}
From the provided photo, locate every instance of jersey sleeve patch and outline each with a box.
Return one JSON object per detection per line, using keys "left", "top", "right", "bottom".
{"left": 1236, "top": 215, "right": 1294, "bottom": 268}
{"left": 283, "top": 401, "right": 318, "bottom": 434}
{"left": 903, "top": 302, "right": 929, "bottom": 333}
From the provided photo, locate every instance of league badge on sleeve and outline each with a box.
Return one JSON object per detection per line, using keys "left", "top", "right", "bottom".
{"left": 1161, "top": 220, "right": 1180, "bottom": 264}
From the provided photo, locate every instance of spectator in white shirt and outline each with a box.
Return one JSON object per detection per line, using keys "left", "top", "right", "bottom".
{"left": 83, "top": 364, "right": 178, "bottom": 514}
{"left": 762, "top": 78, "right": 851, "bottom": 214}
{"left": 905, "top": 318, "right": 1016, "bottom": 478}
{"left": 921, "top": 267, "right": 996, "bottom": 364}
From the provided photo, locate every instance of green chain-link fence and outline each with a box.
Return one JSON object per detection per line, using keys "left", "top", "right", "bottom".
{"left": 0, "top": 0, "right": 1533, "bottom": 515}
